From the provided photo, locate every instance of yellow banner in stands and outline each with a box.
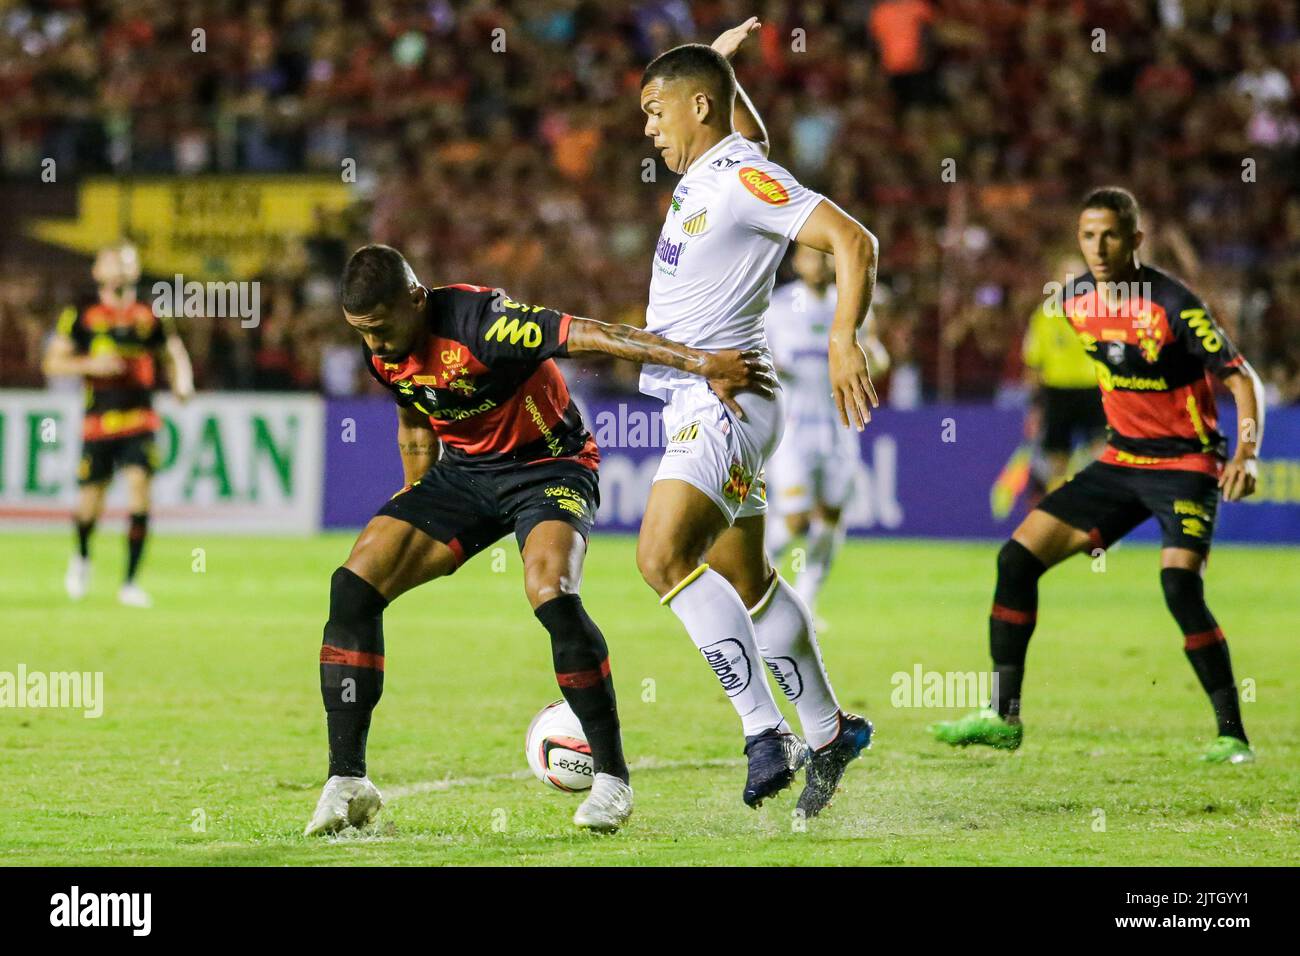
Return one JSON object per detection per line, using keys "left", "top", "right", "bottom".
{"left": 28, "top": 176, "right": 351, "bottom": 280}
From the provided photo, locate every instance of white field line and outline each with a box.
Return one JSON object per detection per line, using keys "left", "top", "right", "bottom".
{"left": 385, "top": 756, "right": 745, "bottom": 800}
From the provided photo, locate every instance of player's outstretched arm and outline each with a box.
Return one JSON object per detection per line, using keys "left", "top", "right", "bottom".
{"left": 395, "top": 403, "right": 438, "bottom": 488}
{"left": 1220, "top": 360, "right": 1265, "bottom": 502}
{"left": 794, "top": 199, "right": 880, "bottom": 430}
{"left": 711, "top": 16, "right": 769, "bottom": 155}
{"left": 565, "top": 317, "right": 777, "bottom": 418}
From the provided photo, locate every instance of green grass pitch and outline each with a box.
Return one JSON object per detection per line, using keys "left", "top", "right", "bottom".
{"left": 1, "top": 531, "right": 1296, "bottom": 866}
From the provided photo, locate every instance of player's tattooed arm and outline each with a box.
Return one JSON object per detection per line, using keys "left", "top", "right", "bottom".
{"left": 566, "top": 317, "right": 777, "bottom": 418}
{"left": 1219, "top": 360, "right": 1265, "bottom": 502}
{"left": 795, "top": 198, "right": 881, "bottom": 431}
{"left": 395, "top": 403, "right": 438, "bottom": 487}
{"left": 711, "top": 17, "right": 769, "bottom": 155}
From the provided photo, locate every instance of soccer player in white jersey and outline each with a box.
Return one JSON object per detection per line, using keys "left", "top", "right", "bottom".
{"left": 635, "top": 18, "right": 881, "bottom": 815}
{"left": 765, "top": 246, "right": 889, "bottom": 624}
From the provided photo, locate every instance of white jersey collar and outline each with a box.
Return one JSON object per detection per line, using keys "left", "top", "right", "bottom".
{"left": 684, "top": 131, "right": 744, "bottom": 177}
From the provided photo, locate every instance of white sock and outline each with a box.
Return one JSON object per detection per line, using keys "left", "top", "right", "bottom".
{"left": 663, "top": 566, "right": 789, "bottom": 737}
{"left": 794, "top": 518, "right": 844, "bottom": 614}
{"left": 766, "top": 513, "right": 794, "bottom": 561}
{"left": 749, "top": 574, "right": 841, "bottom": 749}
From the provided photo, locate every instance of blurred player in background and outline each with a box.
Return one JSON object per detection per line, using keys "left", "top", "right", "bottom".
{"left": 1022, "top": 257, "right": 1105, "bottom": 492}
{"left": 635, "top": 19, "right": 878, "bottom": 816}
{"left": 306, "top": 244, "right": 773, "bottom": 836}
{"left": 932, "top": 188, "right": 1265, "bottom": 764}
{"left": 42, "top": 243, "right": 193, "bottom": 608}
{"left": 765, "top": 246, "right": 889, "bottom": 625}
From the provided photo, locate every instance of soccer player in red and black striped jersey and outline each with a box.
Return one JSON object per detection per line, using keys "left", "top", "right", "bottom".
{"left": 42, "top": 243, "right": 194, "bottom": 608}
{"left": 932, "top": 188, "right": 1265, "bottom": 764}
{"left": 306, "top": 244, "right": 777, "bottom": 835}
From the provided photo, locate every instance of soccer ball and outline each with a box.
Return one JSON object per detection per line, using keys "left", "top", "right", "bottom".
{"left": 525, "top": 700, "right": 593, "bottom": 792}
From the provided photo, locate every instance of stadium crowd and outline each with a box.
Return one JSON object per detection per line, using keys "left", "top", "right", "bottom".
{"left": 1, "top": 0, "right": 1298, "bottom": 403}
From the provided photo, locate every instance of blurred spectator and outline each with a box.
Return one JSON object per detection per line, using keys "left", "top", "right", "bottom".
{"left": 0, "top": 0, "right": 1296, "bottom": 403}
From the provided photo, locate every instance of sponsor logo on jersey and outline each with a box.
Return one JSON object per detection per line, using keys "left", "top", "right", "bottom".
{"left": 655, "top": 233, "right": 686, "bottom": 267}
{"left": 484, "top": 315, "right": 543, "bottom": 347}
{"left": 431, "top": 398, "right": 497, "bottom": 421}
{"left": 1096, "top": 367, "right": 1168, "bottom": 392}
{"left": 710, "top": 155, "right": 740, "bottom": 169}
{"left": 738, "top": 166, "right": 790, "bottom": 205}
{"left": 1181, "top": 308, "right": 1223, "bottom": 352}
{"left": 524, "top": 394, "right": 564, "bottom": 457}
{"left": 681, "top": 209, "right": 709, "bottom": 236}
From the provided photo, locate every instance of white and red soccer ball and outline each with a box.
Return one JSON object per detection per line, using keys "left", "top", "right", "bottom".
{"left": 525, "top": 700, "right": 594, "bottom": 792}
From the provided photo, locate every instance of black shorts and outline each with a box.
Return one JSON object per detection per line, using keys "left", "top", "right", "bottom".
{"left": 1037, "top": 460, "right": 1220, "bottom": 554}
{"left": 377, "top": 458, "right": 600, "bottom": 569}
{"left": 78, "top": 431, "right": 158, "bottom": 485}
{"left": 1041, "top": 386, "right": 1106, "bottom": 453}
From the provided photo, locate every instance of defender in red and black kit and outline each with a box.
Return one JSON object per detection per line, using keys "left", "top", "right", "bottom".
{"left": 42, "top": 243, "right": 194, "bottom": 608}
{"left": 306, "top": 244, "right": 777, "bottom": 836}
{"left": 932, "top": 188, "right": 1266, "bottom": 764}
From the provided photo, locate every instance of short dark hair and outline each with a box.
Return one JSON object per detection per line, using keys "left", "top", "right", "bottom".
{"left": 641, "top": 43, "right": 736, "bottom": 114}
{"left": 1081, "top": 186, "right": 1141, "bottom": 236}
{"left": 340, "top": 244, "right": 411, "bottom": 313}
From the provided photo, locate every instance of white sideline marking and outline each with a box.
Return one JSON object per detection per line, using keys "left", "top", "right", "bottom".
{"left": 386, "top": 757, "right": 744, "bottom": 800}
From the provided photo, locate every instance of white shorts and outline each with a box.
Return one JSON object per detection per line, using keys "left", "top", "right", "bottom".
{"left": 652, "top": 379, "right": 785, "bottom": 524}
{"left": 766, "top": 419, "right": 860, "bottom": 514}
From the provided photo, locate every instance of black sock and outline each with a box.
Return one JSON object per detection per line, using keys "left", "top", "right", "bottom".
{"left": 1162, "top": 567, "right": 1246, "bottom": 743}
{"left": 989, "top": 539, "right": 1047, "bottom": 718}
{"left": 534, "top": 594, "right": 629, "bottom": 784}
{"left": 320, "top": 567, "right": 388, "bottom": 778}
{"left": 75, "top": 519, "right": 95, "bottom": 559}
{"left": 125, "top": 512, "right": 148, "bottom": 582}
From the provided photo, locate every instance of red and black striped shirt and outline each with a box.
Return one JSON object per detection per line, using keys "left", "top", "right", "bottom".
{"left": 1061, "top": 265, "right": 1244, "bottom": 475}
{"left": 365, "top": 284, "right": 599, "bottom": 471}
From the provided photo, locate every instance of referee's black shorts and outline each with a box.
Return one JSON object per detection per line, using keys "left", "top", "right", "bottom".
{"left": 377, "top": 457, "right": 599, "bottom": 569}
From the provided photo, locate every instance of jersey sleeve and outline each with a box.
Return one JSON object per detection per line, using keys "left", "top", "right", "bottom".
{"left": 726, "top": 157, "right": 825, "bottom": 240}
{"left": 1169, "top": 291, "right": 1243, "bottom": 378}
{"left": 464, "top": 288, "right": 573, "bottom": 365}
{"left": 56, "top": 306, "right": 90, "bottom": 352}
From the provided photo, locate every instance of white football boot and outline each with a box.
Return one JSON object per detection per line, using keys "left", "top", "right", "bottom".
{"left": 117, "top": 582, "right": 153, "bottom": 608}
{"left": 65, "top": 556, "right": 90, "bottom": 601}
{"left": 304, "top": 775, "right": 384, "bottom": 836}
{"left": 573, "top": 773, "right": 633, "bottom": 833}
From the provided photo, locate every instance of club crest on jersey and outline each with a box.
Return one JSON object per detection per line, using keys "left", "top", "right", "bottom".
{"left": 738, "top": 166, "right": 789, "bottom": 205}
{"left": 681, "top": 209, "right": 709, "bottom": 236}
{"left": 1136, "top": 326, "right": 1163, "bottom": 363}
